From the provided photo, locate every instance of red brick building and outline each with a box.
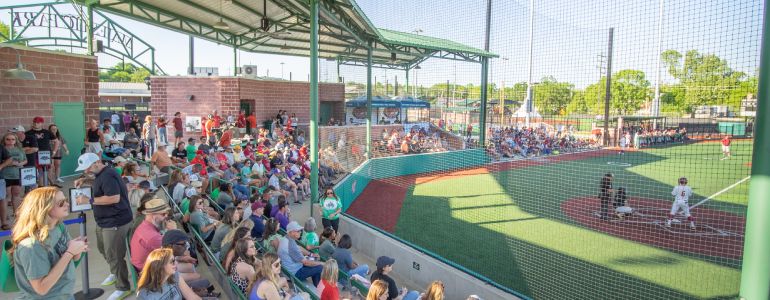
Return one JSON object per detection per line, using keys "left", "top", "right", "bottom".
{"left": 149, "top": 76, "right": 344, "bottom": 138}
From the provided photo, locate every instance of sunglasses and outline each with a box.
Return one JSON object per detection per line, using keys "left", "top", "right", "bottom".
{"left": 173, "top": 242, "right": 187, "bottom": 247}
{"left": 169, "top": 257, "right": 177, "bottom": 264}
{"left": 57, "top": 200, "right": 69, "bottom": 207}
{"left": 273, "top": 261, "right": 281, "bottom": 267}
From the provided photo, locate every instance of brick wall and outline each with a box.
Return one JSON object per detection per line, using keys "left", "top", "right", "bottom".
{"left": 150, "top": 76, "right": 345, "bottom": 139}
{"left": 0, "top": 45, "right": 98, "bottom": 132}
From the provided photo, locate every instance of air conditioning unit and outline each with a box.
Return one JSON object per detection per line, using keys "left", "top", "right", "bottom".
{"left": 242, "top": 65, "right": 258, "bottom": 78}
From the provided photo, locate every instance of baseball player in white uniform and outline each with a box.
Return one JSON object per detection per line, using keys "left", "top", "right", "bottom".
{"left": 667, "top": 177, "right": 695, "bottom": 229}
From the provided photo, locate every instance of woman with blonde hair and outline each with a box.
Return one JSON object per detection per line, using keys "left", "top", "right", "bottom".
{"left": 11, "top": 187, "right": 88, "bottom": 298}
{"left": 366, "top": 280, "right": 390, "bottom": 300}
{"left": 249, "top": 253, "right": 300, "bottom": 300}
{"left": 422, "top": 281, "right": 445, "bottom": 300}
{"left": 136, "top": 248, "right": 201, "bottom": 300}
{"left": 318, "top": 259, "right": 340, "bottom": 300}
{"left": 1, "top": 132, "right": 26, "bottom": 229}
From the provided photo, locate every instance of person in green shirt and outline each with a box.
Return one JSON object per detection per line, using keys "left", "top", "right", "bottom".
{"left": 11, "top": 187, "right": 88, "bottom": 300}
{"left": 301, "top": 218, "right": 320, "bottom": 254}
{"left": 185, "top": 138, "right": 197, "bottom": 162}
{"left": 319, "top": 188, "right": 342, "bottom": 233}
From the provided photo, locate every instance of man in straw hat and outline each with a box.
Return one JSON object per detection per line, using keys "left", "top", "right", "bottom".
{"left": 129, "top": 198, "right": 177, "bottom": 270}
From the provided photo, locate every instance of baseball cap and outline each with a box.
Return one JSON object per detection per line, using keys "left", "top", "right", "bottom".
{"left": 251, "top": 201, "right": 265, "bottom": 211}
{"left": 8, "top": 125, "right": 25, "bottom": 133}
{"left": 376, "top": 256, "right": 396, "bottom": 269}
{"left": 286, "top": 221, "right": 303, "bottom": 232}
{"left": 138, "top": 180, "right": 157, "bottom": 192}
{"left": 190, "top": 181, "right": 202, "bottom": 188}
{"left": 161, "top": 229, "right": 189, "bottom": 246}
{"left": 32, "top": 116, "right": 44, "bottom": 123}
{"left": 113, "top": 156, "right": 127, "bottom": 164}
{"left": 75, "top": 153, "right": 100, "bottom": 171}
{"left": 142, "top": 198, "right": 170, "bottom": 214}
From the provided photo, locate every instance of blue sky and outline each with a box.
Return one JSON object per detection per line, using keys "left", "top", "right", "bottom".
{"left": 4, "top": 0, "right": 763, "bottom": 89}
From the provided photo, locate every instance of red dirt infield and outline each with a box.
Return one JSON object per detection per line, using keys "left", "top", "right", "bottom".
{"left": 561, "top": 196, "right": 745, "bottom": 259}
{"left": 346, "top": 150, "right": 614, "bottom": 233}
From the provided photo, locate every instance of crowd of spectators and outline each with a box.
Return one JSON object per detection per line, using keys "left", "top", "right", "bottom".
{"left": 628, "top": 127, "right": 688, "bottom": 148}
{"left": 486, "top": 126, "right": 600, "bottom": 161}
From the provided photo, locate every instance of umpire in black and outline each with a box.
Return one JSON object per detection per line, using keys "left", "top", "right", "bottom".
{"left": 599, "top": 173, "right": 614, "bottom": 220}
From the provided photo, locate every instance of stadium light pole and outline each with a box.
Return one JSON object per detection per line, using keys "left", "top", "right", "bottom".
{"left": 652, "top": 0, "right": 664, "bottom": 129}
{"left": 524, "top": 0, "right": 534, "bottom": 127}
{"left": 739, "top": 0, "right": 770, "bottom": 298}
{"left": 309, "top": 0, "right": 319, "bottom": 217}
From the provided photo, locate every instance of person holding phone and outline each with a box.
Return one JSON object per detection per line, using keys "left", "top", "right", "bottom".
{"left": 10, "top": 186, "right": 88, "bottom": 299}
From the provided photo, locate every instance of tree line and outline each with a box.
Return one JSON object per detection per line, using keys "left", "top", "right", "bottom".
{"left": 347, "top": 50, "right": 757, "bottom": 117}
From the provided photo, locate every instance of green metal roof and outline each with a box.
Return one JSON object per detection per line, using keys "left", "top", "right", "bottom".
{"left": 377, "top": 28, "right": 496, "bottom": 58}
{"left": 68, "top": 0, "right": 495, "bottom": 70}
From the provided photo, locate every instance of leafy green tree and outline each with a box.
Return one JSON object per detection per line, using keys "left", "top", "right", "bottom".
{"left": 661, "top": 49, "right": 746, "bottom": 114}
{"left": 582, "top": 69, "right": 650, "bottom": 115}
{"left": 533, "top": 76, "right": 573, "bottom": 115}
{"left": 1, "top": 21, "right": 25, "bottom": 44}
{"left": 565, "top": 90, "right": 589, "bottom": 115}
{"left": 99, "top": 62, "right": 152, "bottom": 82}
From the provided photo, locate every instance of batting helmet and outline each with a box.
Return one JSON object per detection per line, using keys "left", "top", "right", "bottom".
{"left": 679, "top": 177, "right": 688, "bottom": 185}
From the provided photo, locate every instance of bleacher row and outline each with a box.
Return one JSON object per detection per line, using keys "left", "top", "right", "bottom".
{"left": 126, "top": 158, "right": 369, "bottom": 300}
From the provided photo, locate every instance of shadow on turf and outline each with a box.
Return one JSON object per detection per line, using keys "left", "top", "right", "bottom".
{"left": 394, "top": 190, "right": 736, "bottom": 300}
{"left": 611, "top": 255, "right": 683, "bottom": 266}
{"left": 473, "top": 216, "right": 541, "bottom": 225}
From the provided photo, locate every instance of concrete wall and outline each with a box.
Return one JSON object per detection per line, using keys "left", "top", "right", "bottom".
{"left": 0, "top": 44, "right": 99, "bottom": 132}
{"left": 340, "top": 217, "right": 522, "bottom": 300}
{"left": 149, "top": 76, "right": 344, "bottom": 139}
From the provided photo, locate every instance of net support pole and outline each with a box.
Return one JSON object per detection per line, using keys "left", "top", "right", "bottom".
{"left": 739, "top": 1, "right": 770, "bottom": 298}
{"left": 405, "top": 65, "right": 410, "bottom": 97}
{"left": 86, "top": 4, "right": 94, "bottom": 55}
{"left": 479, "top": 0, "right": 492, "bottom": 146}
{"left": 603, "top": 28, "right": 614, "bottom": 147}
{"left": 366, "top": 40, "right": 373, "bottom": 159}
{"left": 309, "top": 0, "right": 319, "bottom": 217}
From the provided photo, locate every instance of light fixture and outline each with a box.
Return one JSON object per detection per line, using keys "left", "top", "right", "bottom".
{"left": 213, "top": 0, "right": 229, "bottom": 30}
{"left": 144, "top": 76, "right": 151, "bottom": 90}
{"left": 1, "top": 46, "right": 36, "bottom": 80}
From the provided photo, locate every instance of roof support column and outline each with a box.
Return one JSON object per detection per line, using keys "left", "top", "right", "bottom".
{"left": 366, "top": 40, "right": 373, "bottom": 159}
{"left": 233, "top": 46, "right": 238, "bottom": 76}
{"left": 405, "top": 65, "right": 410, "bottom": 97}
{"left": 86, "top": 3, "right": 94, "bottom": 55}
{"left": 337, "top": 56, "right": 342, "bottom": 83}
{"left": 309, "top": 0, "right": 320, "bottom": 217}
{"left": 739, "top": 0, "right": 770, "bottom": 298}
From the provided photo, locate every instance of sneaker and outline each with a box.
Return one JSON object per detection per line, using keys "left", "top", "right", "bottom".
{"left": 100, "top": 274, "right": 116, "bottom": 286}
{"left": 106, "top": 290, "right": 131, "bottom": 300}
{"left": 690, "top": 223, "right": 696, "bottom": 230}
{"left": 665, "top": 221, "right": 671, "bottom": 228}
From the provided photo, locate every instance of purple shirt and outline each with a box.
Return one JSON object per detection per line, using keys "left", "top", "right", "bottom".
{"left": 276, "top": 211, "right": 289, "bottom": 230}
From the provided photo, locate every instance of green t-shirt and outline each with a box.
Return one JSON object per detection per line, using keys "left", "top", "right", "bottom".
{"left": 263, "top": 234, "right": 281, "bottom": 254}
{"left": 185, "top": 145, "right": 197, "bottom": 162}
{"left": 180, "top": 198, "right": 190, "bottom": 215}
{"left": 1, "top": 146, "right": 25, "bottom": 179}
{"left": 115, "top": 167, "right": 123, "bottom": 176}
{"left": 320, "top": 196, "right": 342, "bottom": 220}
{"left": 301, "top": 231, "right": 320, "bottom": 254}
{"left": 14, "top": 225, "right": 76, "bottom": 300}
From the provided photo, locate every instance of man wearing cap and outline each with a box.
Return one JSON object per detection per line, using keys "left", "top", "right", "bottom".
{"left": 129, "top": 198, "right": 176, "bottom": 270}
{"left": 371, "top": 256, "right": 420, "bottom": 300}
{"left": 74, "top": 153, "right": 133, "bottom": 300}
{"left": 161, "top": 230, "right": 215, "bottom": 295}
{"left": 278, "top": 221, "right": 324, "bottom": 286}
{"left": 249, "top": 201, "right": 266, "bottom": 239}
{"left": 27, "top": 117, "right": 55, "bottom": 182}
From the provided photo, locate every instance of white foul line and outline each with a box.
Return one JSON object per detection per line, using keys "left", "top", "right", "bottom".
{"left": 690, "top": 176, "right": 751, "bottom": 209}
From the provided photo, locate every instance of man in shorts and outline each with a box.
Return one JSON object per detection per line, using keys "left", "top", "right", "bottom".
{"left": 666, "top": 177, "right": 695, "bottom": 229}
{"left": 173, "top": 112, "right": 184, "bottom": 145}
{"left": 720, "top": 135, "right": 731, "bottom": 160}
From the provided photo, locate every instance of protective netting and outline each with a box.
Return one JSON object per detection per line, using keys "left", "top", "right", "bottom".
{"left": 333, "top": 1, "right": 761, "bottom": 299}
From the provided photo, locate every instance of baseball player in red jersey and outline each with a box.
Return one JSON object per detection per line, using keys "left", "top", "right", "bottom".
{"left": 720, "top": 136, "right": 731, "bottom": 160}
{"left": 667, "top": 177, "right": 695, "bottom": 229}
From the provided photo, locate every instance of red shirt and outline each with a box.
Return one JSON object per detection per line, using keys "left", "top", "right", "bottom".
{"left": 130, "top": 220, "right": 162, "bottom": 270}
{"left": 722, "top": 137, "right": 731, "bottom": 146}
{"left": 236, "top": 114, "right": 247, "bottom": 128}
{"left": 173, "top": 117, "right": 183, "bottom": 131}
{"left": 219, "top": 130, "right": 232, "bottom": 147}
{"left": 191, "top": 156, "right": 208, "bottom": 176}
{"left": 212, "top": 115, "right": 222, "bottom": 128}
{"left": 319, "top": 279, "right": 339, "bottom": 300}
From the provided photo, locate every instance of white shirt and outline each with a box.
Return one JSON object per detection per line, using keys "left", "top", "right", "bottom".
{"left": 268, "top": 174, "right": 280, "bottom": 189}
{"left": 671, "top": 185, "right": 693, "bottom": 202}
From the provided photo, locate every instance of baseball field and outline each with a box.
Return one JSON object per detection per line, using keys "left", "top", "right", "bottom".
{"left": 347, "top": 140, "right": 752, "bottom": 300}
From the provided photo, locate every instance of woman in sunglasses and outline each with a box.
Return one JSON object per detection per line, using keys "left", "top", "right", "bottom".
{"left": 136, "top": 248, "right": 201, "bottom": 300}
{"left": 249, "top": 253, "right": 302, "bottom": 300}
{"left": 318, "top": 188, "right": 342, "bottom": 233}
{"left": 11, "top": 186, "right": 88, "bottom": 299}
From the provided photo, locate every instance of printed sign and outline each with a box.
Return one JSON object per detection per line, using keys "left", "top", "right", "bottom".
{"left": 69, "top": 187, "right": 93, "bottom": 212}
{"left": 20, "top": 167, "right": 36, "bottom": 186}
{"left": 38, "top": 150, "right": 51, "bottom": 166}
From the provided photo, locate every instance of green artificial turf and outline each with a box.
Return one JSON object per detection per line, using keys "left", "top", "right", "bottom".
{"left": 392, "top": 141, "right": 752, "bottom": 300}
